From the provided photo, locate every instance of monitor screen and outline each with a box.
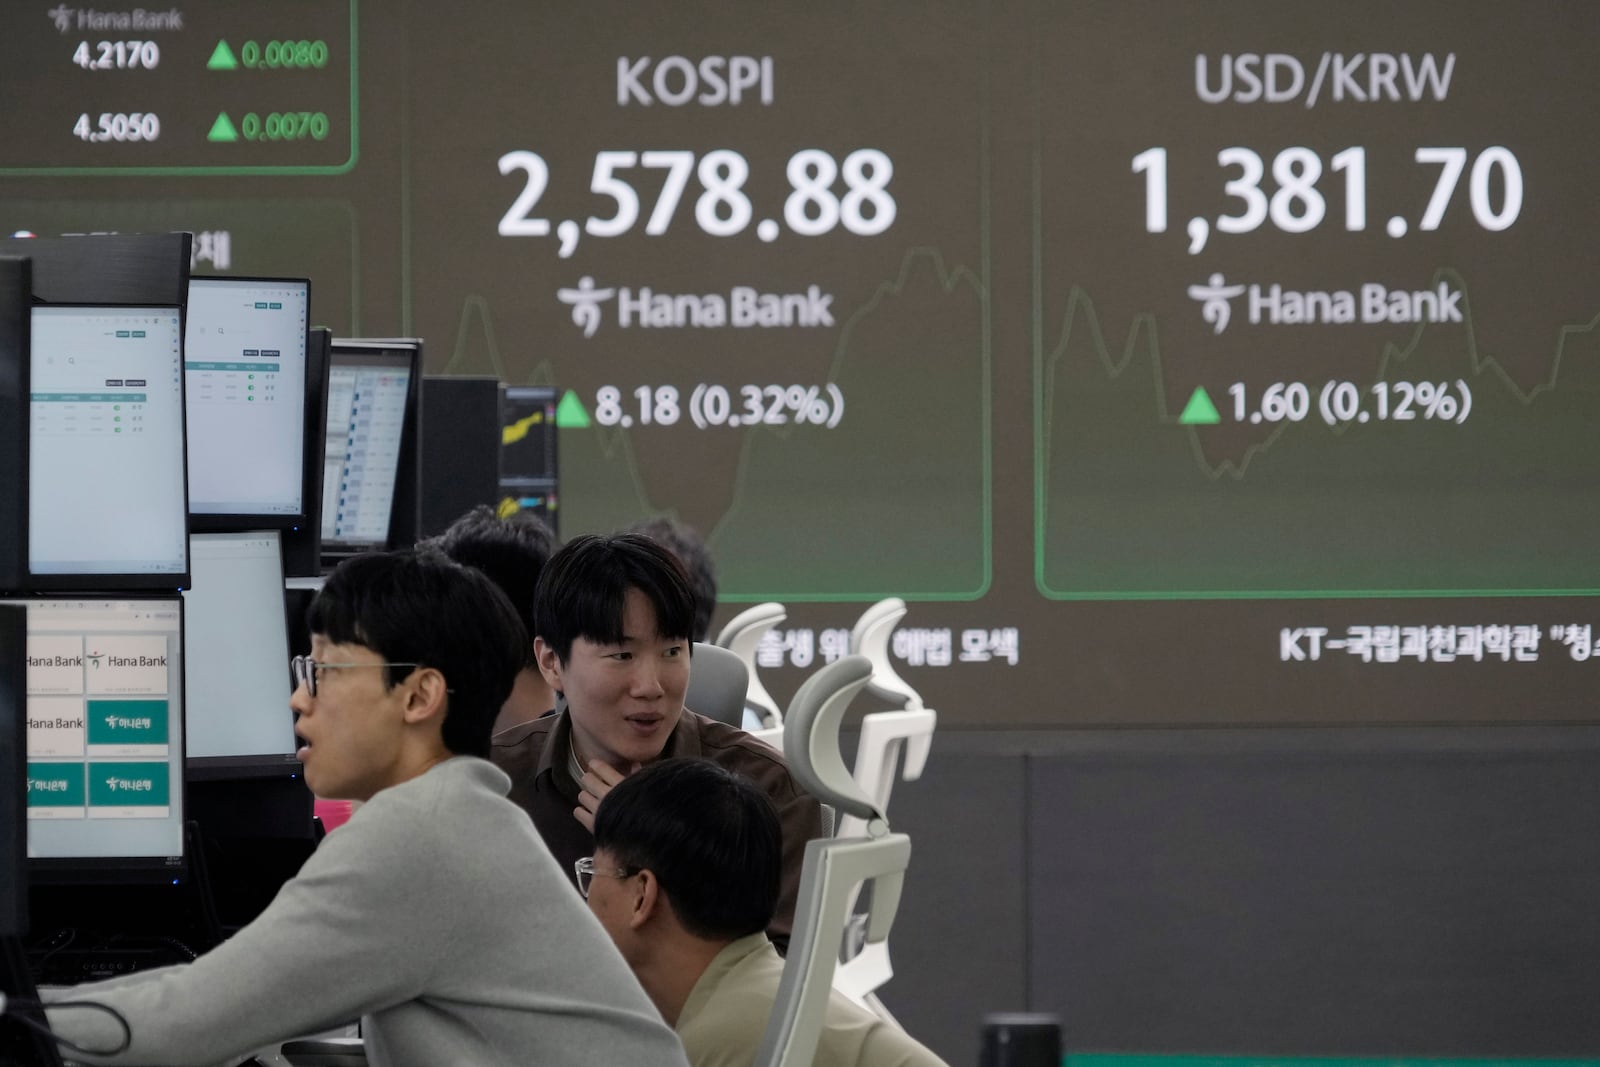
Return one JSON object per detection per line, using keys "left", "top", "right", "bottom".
{"left": 184, "top": 278, "right": 310, "bottom": 521}
{"left": 182, "top": 532, "right": 297, "bottom": 774}
{"left": 9, "top": 597, "right": 186, "bottom": 876}
{"left": 28, "top": 307, "right": 188, "bottom": 584}
{"left": 320, "top": 346, "right": 415, "bottom": 550}
{"left": 498, "top": 385, "right": 559, "bottom": 533}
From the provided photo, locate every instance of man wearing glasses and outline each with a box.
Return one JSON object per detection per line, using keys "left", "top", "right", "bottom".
{"left": 583, "top": 759, "right": 947, "bottom": 1067}
{"left": 42, "top": 549, "right": 688, "bottom": 1066}
{"left": 493, "top": 533, "right": 822, "bottom": 952}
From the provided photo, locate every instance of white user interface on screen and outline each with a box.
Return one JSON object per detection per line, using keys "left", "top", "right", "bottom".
{"left": 320, "top": 355, "right": 411, "bottom": 546}
{"left": 11, "top": 597, "right": 186, "bottom": 860}
{"left": 182, "top": 532, "right": 295, "bottom": 761}
{"left": 185, "top": 279, "right": 309, "bottom": 516}
{"left": 29, "top": 307, "right": 187, "bottom": 577}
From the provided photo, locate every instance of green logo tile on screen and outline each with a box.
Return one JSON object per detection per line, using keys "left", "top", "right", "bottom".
{"left": 26, "top": 763, "right": 86, "bottom": 807}
{"left": 86, "top": 700, "right": 169, "bottom": 746}
{"left": 87, "top": 762, "right": 171, "bottom": 808}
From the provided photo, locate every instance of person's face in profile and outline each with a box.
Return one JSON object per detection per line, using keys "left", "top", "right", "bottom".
{"left": 582, "top": 846, "right": 643, "bottom": 957}
{"left": 290, "top": 636, "right": 418, "bottom": 801}
{"left": 541, "top": 587, "right": 689, "bottom": 773}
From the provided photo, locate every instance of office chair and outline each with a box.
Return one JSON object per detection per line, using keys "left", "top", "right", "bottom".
{"left": 829, "top": 599, "right": 938, "bottom": 1020}
{"left": 683, "top": 642, "right": 750, "bottom": 728}
{"left": 842, "top": 598, "right": 936, "bottom": 832}
{"left": 753, "top": 656, "right": 913, "bottom": 1067}
{"left": 714, "top": 601, "right": 787, "bottom": 728}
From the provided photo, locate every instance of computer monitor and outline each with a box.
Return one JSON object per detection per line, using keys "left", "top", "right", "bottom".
{"left": 184, "top": 277, "right": 311, "bottom": 526}
{"left": 28, "top": 306, "right": 189, "bottom": 589}
{"left": 0, "top": 605, "right": 25, "bottom": 936}
{"left": 499, "top": 385, "right": 560, "bottom": 534}
{"left": 0, "top": 257, "right": 28, "bottom": 592}
{"left": 182, "top": 532, "right": 298, "bottom": 780}
{"left": 6, "top": 596, "right": 186, "bottom": 882}
{"left": 320, "top": 340, "right": 422, "bottom": 558}
{"left": 420, "top": 375, "right": 501, "bottom": 539}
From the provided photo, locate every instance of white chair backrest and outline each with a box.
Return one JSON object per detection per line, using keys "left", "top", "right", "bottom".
{"left": 842, "top": 598, "right": 937, "bottom": 831}
{"left": 754, "top": 655, "right": 913, "bottom": 1067}
{"left": 714, "top": 601, "right": 787, "bottom": 726}
{"left": 682, "top": 642, "right": 750, "bottom": 727}
{"left": 848, "top": 598, "right": 921, "bottom": 709}
{"left": 833, "top": 707, "right": 936, "bottom": 839}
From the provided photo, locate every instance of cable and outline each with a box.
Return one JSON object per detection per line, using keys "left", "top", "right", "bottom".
{"left": 0, "top": 993, "right": 133, "bottom": 1058}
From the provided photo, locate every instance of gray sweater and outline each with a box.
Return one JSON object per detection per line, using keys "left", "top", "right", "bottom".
{"left": 43, "top": 757, "right": 689, "bottom": 1067}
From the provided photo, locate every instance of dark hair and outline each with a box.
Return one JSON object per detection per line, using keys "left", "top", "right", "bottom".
{"left": 533, "top": 533, "right": 696, "bottom": 664}
{"left": 427, "top": 505, "right": 557, "bottom": 667}
{"left": 594, "top": 759, "right": 780, "bottom": 940}
{"left": 307, "top": 548, "right": 528, "bottom": 757}
{"left": 623, "top": 517, "right": 717, "bottom": 642}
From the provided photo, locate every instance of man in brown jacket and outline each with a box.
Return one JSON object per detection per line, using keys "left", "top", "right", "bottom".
{"left": 492, "top": 532, "right": 821, "bottom": 950}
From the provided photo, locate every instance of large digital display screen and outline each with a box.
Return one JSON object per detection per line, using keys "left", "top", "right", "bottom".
{"left": 4, "top": 2, "right": 1597, "bottom": 726}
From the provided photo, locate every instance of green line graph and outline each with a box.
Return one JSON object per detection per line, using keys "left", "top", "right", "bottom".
{"left": 442, "top": 248, "right": 991, "bottom": 602}
{"left": 1035, "top": 280, "right": 1600, "bottom": 599}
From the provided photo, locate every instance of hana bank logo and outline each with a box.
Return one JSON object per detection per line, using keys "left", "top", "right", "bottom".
{"left": 86, "top": 648, "right": 104, "bottom": 669}
{"left": 557, "top": 276, "right": 615, "bottom": 339}
{"left": 1188, "top": 273, "right": 1247, "bottom": 335}
{"left": 47, "top": 5, "right": 74, "bottom": 32}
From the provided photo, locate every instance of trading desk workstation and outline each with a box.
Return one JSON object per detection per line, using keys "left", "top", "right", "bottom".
{"left": 2, "top": 233, "right": 939, "bottom": 1066}
{"left": 0, "top": 234, "right": 568, "bottom": 1063}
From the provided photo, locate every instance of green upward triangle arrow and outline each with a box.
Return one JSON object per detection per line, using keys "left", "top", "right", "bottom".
{"left": 206, "top": 40, "right": 238, "bottom": 70}
{"left": 554, "top": 389, "right": 591, "bottom": 428}
{"left": 206, "top": 112, "right": 239, "bottom": 142}
{"left": 1179, "top": 386, "right": 1221, "bottom": 425}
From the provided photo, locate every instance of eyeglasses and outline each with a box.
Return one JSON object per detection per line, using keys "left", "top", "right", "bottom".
{"left": 574, "top": 856, "right": 638, "bottom": 898}
{"left": 290, "top": 655, "right": 427, "bottom": 698}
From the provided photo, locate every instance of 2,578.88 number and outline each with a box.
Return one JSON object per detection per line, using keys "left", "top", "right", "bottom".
{"left": 497, "top": 148, "right": 896, "bottom": 242}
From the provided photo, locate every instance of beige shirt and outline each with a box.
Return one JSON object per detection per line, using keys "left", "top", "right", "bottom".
{"left": 676, "top": 933, "right": 948, "bottom": 1067}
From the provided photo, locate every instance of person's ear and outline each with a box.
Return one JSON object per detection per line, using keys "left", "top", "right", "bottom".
{"left": 534, "top": 637, "right": 565, "bottom": 693}
{"left": 631, "top": 868, "right": 661, "bottom": 931}
{"left": 400, "top": 666, "right": 449, "bottom": 728}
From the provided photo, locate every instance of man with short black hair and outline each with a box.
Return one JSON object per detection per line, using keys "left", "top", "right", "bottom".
{"left": 588, "top": 759, "right": 947, "bottom": 1067}
{"left": 429, "top": 503, "right": 560, "bottom": 732}
{"left": 493, "top": 533, "right": 821, "bottom": 950}
{"left": 624, "top": 515, "right": 718, "bottom": 642}
{"left": 43, "top": 549, "right": 687, "bottom": 1066}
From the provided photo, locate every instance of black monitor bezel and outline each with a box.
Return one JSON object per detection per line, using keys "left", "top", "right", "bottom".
{"left": 185, "top": 275, "right": 313, "bottom": 531}
{"left": 14, "top": 593, "right": 189, "bottom": 886}
{"left": 282, "top": 327, "right": 330, "bottom": 578}
{"left": 182, "top": 530, "right": 303, "bottom": 782}
{"left": 320, "top": 339, "right": 424, "bottom": 560}
{"left": 0, "top": 257, "right": 29, "bottom": 594}
{"left": 24, "top": 303, "right": 192, "bottom": 593}
{"left": 0, "top": 605, "right": 26, "bottom": 936}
